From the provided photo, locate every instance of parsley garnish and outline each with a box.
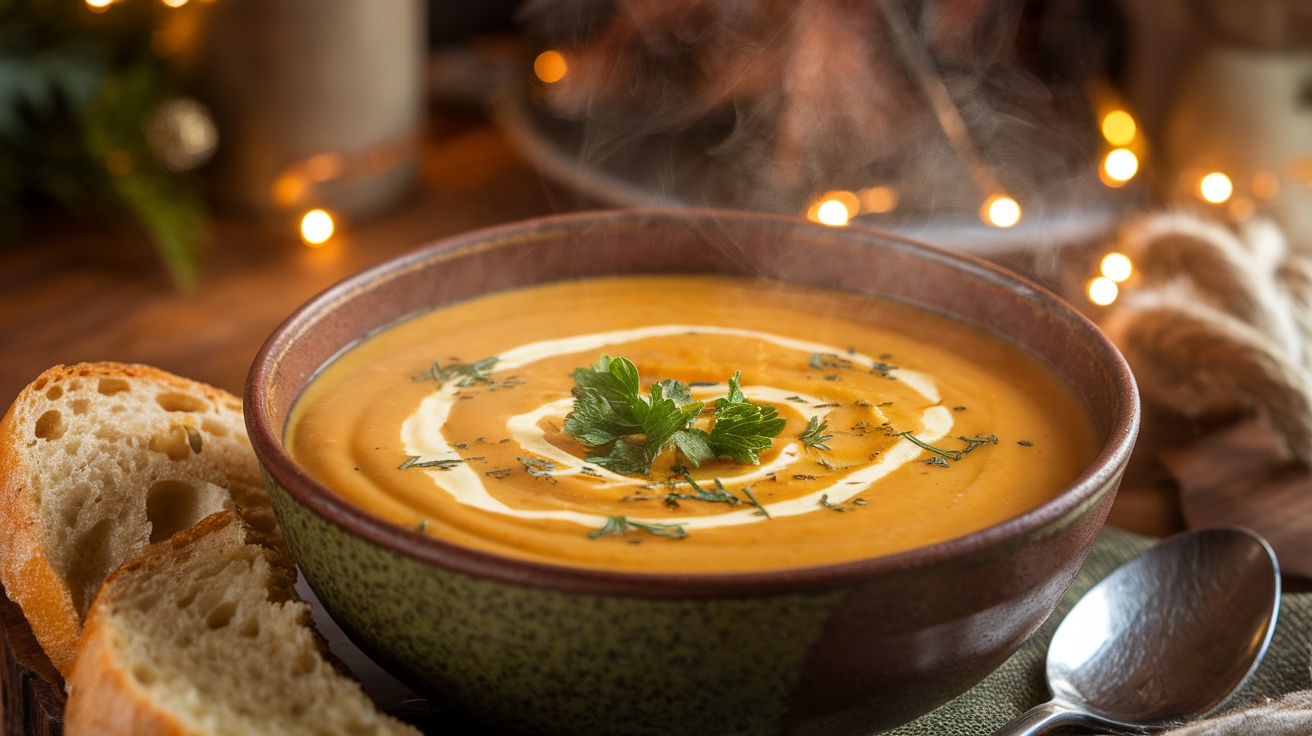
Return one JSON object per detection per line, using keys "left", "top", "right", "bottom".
{"left": 895, "top": 431, "right": 999, "bottom": 463}
{"left": 398, "top": 456, "right": 466, "bottom": 470}
{"left": 562, "top": 355, "right": 786, "bottom": 476}
{"left": 819, "top": 494, "right": 847, "bottom": 511}
{"left": 416, "top": 356, "right": 498, "bottom": 387}
{"left": 664, "top": 467, "right": 771, "bottom": 517}
{"left": 799, "top": 416, "right": 833, "bottom": 452}
{"left": 588, "top": 516, "right": 688, "bottom": 540}
{"left": 809, "top": 352, "right": 855, "bottom": 371}
{"left": 518, "top": 456, "right": 557, "bottom": 482}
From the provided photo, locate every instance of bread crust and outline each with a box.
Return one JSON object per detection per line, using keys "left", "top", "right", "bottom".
{"left": 64, "top": 611, "right": 190, "bottom": 736}
{"left": 65, "top": 511, "right": 414, "bottom": 736}
{"left": 0, "top": 379, "right": 84, "bottom": 676}
{"left": 64, "top": 512, "right": 246, "bottom": 736}
{"left": 0, "top": 362, "right": 262, "bottom": 677}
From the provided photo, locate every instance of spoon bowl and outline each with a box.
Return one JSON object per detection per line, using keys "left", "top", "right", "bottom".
{"left": 996, "top": 527, "right": 1280, "bottom": 735}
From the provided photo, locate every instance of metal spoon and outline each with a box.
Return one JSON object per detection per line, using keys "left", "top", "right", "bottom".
{"left": 994, "top": 527, "right": 1280, "bottom": 735}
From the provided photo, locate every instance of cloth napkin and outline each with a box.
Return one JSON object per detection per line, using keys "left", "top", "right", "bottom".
{"left": 888, "top": 526, "right": 1312, "bottom": 736}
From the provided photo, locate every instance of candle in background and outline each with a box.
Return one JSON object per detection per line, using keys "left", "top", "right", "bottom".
{"left": 1155, "top": 0, "right": 1312, "bottom": 249}
{"left": 168, "top": 0, "right": 425, "bottom": 227}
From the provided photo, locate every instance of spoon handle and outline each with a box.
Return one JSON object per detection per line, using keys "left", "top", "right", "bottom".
{"left": 992, "top": 699, "right": 1093, "bottom": 736}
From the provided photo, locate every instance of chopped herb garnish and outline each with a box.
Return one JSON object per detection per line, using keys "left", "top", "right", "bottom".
{"left": 896, "top": 432, "right": 963, "bottom": 461}
{"left": 819, "top": 494, "right": 847, "bottom": 511}
{"left": 793, "top": 474, "right": 819, "bottom": 481}
{"left": 953, "top": 406, "right": 967, "bottom": 412}
{"left": 418, "top": 519, "right": 429, "bottom": 532}
{"left": 809, "top": 353, "right": 856, "bottom": 371}
{"left": 959, "top": 434, "right": 998, "bottom": 453}
{"left": 799, "top": 416, "right": 833, "bottom": 452}
{"left": 742, "top": 485, "right": 771, "bottom": 518}
{"left": 416, "top": 356, "right": 498, "bottom": 387}
{"left": 398, "top": 456, "right": 465, "bottom": 470}
{"left": 484, "top": 468, "right": 515, "bottom": 479}
{"left": 1018, "top": 440, "right": 1033, "bottom": 447}
{"left": 517, "top": 456, "right": 557, "bottom": 482}
{"left": 893, "top": 430, "right": 1001, "bottom": 464}
{"left": 852, "top": 498, "right": 868, "bottom": 506}
{"left": 666, "top": 467, "right": 739, "bottom": 505}
{"left": 588, "top": 516, "right": 688, "bottom": 540}
{"left": 785, "top": 395, "right": 808, "bottom": 403}
{"left": 562, "top": 355, "right": 785, "bottom": 475}
{"left": 870, "top": 362, "right": 897, "bottom": 378}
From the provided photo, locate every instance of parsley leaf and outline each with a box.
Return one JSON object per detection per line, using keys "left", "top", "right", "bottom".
{"left": 705, "top": 372, "right": 787, "bottom": 465}
{"left": 563, "top": 357, "right": 786, "bottom": 476}
{"left": 563, "top": 356, "right": 704, "bottom": 475}
{"left": 798, "top": 416, "right": 833, "bottom": 452}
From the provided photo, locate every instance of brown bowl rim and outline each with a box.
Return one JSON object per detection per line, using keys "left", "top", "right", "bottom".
{"left": 245, "top": 207, "right": 1140, "bottom": 599}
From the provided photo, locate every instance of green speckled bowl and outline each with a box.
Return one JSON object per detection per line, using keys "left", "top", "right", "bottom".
{"left": 246, "top": 209, "right": 1138, "bottom": 735}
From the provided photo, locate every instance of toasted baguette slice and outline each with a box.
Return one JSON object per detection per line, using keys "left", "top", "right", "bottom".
{"left": 0, "top": 362, "right": 280, "bottom": 676}
{"left": 65, "top": 511, "right": 418, "bottom": 736}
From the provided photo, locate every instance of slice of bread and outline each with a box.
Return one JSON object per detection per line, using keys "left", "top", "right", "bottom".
{"left": 0, "top": 362, "right": 280, "bottom": 676}
{"left": 64, "top": 510, "right": 419, "bottom": 736}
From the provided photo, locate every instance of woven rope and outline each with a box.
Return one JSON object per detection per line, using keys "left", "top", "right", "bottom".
{"left": 1099, "top": 213, "right": 1312, "bottom": 466}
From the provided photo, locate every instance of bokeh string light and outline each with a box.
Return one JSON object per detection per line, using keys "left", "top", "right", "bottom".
{"left": 300, "top": 210, "right": 335, "bottom": 247}
{"left": 1200, "top": 172, "right": 1234, "bottom": 204}
{"left": 534, "top": 50, "right": 568, "bottom": 84}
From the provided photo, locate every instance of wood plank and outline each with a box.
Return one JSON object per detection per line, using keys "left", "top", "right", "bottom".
{"left": 1, "top": 584, "right": 63, "bottom": 736}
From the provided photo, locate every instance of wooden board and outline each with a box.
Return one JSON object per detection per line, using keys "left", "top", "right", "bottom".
{"left": 1162, "top": 415, "right": 1312, "bottom": 581}
{"left": 0, "top": 584, "right": 63, "bottom": 736}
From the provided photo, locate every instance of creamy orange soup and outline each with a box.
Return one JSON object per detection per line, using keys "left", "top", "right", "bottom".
{"left": 287, "top": 275, "right": 1100, "bottom": 573}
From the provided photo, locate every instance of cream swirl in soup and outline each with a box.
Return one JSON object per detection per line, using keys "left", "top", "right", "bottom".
{"left": 287, "top": 275, "right": 1100, "bottom": 573}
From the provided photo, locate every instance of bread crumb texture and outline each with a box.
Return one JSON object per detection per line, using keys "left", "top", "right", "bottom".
{"left": 9, "top": 364, "right": 263, "bottom": 620}
{"left": 68, "top": 513, "right": 419, "bottom": 736}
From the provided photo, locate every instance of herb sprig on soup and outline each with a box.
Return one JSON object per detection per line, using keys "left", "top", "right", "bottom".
{"left": 287, "top": 275, "right": 1100, "bottom": 573}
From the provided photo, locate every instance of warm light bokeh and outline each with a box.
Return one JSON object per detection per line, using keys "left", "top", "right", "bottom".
{"left": 300, "top": 209, "right": 335, "bottom": 246}
{"left": 1100, "top": 252, "right": 1132, "bottom": 283}
{"left": 1199, "top": 172, "right": 1234, "bottom": 204}
{"left": 858, "top": 185, "right": 898, "bottom": 214}
{"left": 807, "top": 190, "right": 858, "bottom": 227}
{"left": 1252, "top": 171, "right": 1281, "bottom": 200}
{"left": 1102, "top": 148, "right": 1138, "bottom": 184}
{"left": 1100, "top": 110, "right": 1137, "bottom": 146}
{"left": 85, "top": 0, "right": 113, "bottom": 10}
{"left": 534, "top": 50, "right": 568, "bottom": 84}
{"left": 983, "top": 195, "right": 1021, "bottom": 228}
{"left": 815, "top": 199, "right": 850, "bottom": 227}
{"left": 1087, "top": 277, "right": 1118, "bottom": 306}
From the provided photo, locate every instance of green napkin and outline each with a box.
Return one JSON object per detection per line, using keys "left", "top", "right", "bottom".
{"left": 887, "top": 527, "right": 1312, "bottom": 735}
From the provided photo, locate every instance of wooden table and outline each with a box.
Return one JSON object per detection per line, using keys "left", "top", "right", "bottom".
{"left": 0, "top": 108, "right": 1185, "bottom": 734}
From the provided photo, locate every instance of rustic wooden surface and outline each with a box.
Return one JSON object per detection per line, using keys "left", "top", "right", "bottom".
{"left": 0, "top": 109, "right": 1188, "bottom": 734}
{"left": 0, "top": 584, "right": 62, "bottom": 736}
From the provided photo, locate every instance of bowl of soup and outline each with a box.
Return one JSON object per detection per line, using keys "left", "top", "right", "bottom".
{"left": 246, "top": 208, "right": 1138, "bottom": 735}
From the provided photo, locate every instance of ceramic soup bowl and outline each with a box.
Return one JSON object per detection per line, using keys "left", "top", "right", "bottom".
{"left": 246, "top": 209, "right": 1139, "bottom": 735}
